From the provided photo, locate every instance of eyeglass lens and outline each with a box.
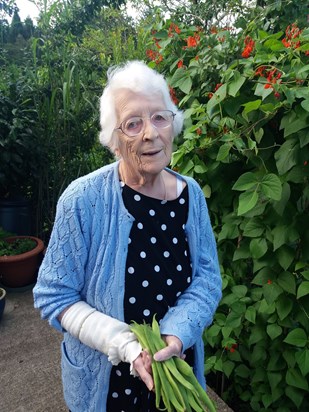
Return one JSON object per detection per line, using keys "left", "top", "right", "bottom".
{"left": 123, "top": 111, "right": 173, "bottom": 136}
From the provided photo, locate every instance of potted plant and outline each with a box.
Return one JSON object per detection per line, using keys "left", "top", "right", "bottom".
{"left": 0, "top": 228, "right": 44, "bottom": 288}
{"left": 0, "top": 286, "right": 6, "bottom": 322}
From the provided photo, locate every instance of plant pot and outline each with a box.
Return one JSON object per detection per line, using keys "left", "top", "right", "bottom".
{"left": 0, "top": 287, "right": 6, "bottom": 321}
{"left": 0, "top": 236, "right": 44, "bottom": 288}
{"left": 0, "top": 198, "right": 32, "bottom": 235}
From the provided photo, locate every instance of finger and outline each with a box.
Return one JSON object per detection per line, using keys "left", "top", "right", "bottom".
{"left": 153, "top": 346, "right": 177, "bottom": 362}
{"left": 137, "top": 367, "right": 154, "bottom": 391}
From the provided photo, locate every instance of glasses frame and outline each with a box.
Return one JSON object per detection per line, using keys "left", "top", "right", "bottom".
{"left": 114, "top": 110, "right": 176, "bottom": 138}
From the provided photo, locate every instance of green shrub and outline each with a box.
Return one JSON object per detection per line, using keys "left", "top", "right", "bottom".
{"left": 144, "top": 10, "right": 309, "bottom": 412}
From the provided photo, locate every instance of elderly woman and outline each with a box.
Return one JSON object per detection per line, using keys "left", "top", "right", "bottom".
{"left": 33, "top": 60, "right": 222, "bottom": 412}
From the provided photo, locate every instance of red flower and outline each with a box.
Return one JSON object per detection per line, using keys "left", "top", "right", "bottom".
{"left": 177, "top": 59, "right": 184, "bottom": 69}
{"left": 187, "top": 36, "right": 197, "bottom": 47}
{"left": 208, "top": 92, "right": 214, "bottom": 99}
{"left": 210, "top": 26, "right": 218, "bottom": 34}
{"left": 146, "top": 49, "right": 163, "bottom": 64}
{"left": 304, "top": 161, "right": 308, "bottom": 166}
{"left": 169, "top": 86, "right": 179, "bottom": 105}
{"left": 267, "top": 279, "right": 272, "bottom": 285}
{"left": 196, "top": 128, "right": 202, "bottom": 135}
{"left": 195, "top": 55, "right": 199, "bottom": 60}
{"left": 214, "top": 83, "right": 223, "bottom": 91}
{"left": 241, "top": 36, "right": 255, "bottom": 58}
{"left": 282, "top": 23, "right": 303, "bottom": 49}
{"left": 168, "top": 22, "right": 181, "bottom": 37}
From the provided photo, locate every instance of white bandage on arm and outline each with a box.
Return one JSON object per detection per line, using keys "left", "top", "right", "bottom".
{"left": 60, "top": 301, "right": 142, "bottom": 373}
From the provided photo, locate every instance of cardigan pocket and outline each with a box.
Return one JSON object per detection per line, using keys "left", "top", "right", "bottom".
{"left": 61, "top": 341, "right": 89, "bottom": 410}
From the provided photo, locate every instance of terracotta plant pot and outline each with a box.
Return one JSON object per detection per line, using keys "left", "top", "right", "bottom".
{"left": 0, "top": 236, "right": 44, "bottom": 288}
{"left": 0, "top": 287, "right": 6, "bottom": 321}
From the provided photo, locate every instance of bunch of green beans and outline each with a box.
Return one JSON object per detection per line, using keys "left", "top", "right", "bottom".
{"left": 130, "top": 316, "right": 217, "bottom": 412}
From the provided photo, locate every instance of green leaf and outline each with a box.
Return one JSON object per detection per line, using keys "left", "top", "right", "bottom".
{"left": 232, "top": 172, "right": 257, "bottom": 191}
{"left": 267, "top": 324, "right": 282, "bottom": 340}
{"left": 202, "top": 184, "right": 211, "bottom": 198}
{"left": 261, "top": 174, "right": 282, "bottom": 200}
{"left": 222, "top": 360, "right": 235, "bottom": 378}
{"left": 295, "top": 349, "right": 309, "bottom": 376}
{"left": 216, "top": 143, "right": 231, "bottom": 161}
{"left": 286, "top": 368, "right": 309, "bottom": 390}
{"left": 255, "top": 82, "right": 273, "bottom": 100}
{"left": 276, "top": 295, "right": 293, "bottom": 320}
{"left": 234, "top": 364, "right": 250, "bottom": 378}
{"left": 274, "top": 138, "right": 298, "bottom": 175}
{"left": 263, "top": 282, "right": 283, "bottom": 304}
{"left": 276, "top": 245, "right": 295, "bottom": 270}
{"left": 250, "top": 238, "right": 268, "bottom": 259}
{"left": 232, "top": 285, "right": 247, "bottom": 298}
{"left": 284, "top": 328, "right": 308, "bottom": 347}
{"left": 237, "top": 191, "right": 258, "bottom": 215}
{"left": 227, "top": 72, "right": 246, "bottom": 97}
{"left": 178, "top": 76, "right": 192, "bottom": 94}
{"left": 245, "top": 306, "right": 256, "bottom": 324}
{"left": 277, "top": 271, "right": 296, "bottom": 295}
{"left": 243, "top": 219, "right": 264, "bottom": 237}
{"left": 285, "top": 386, "right": 305, "bottom": 409}
{"left": 297, "top": 281, "right": 309, "bottom": 299}
{"left": 242, "top": 99, "right": 262, "bottom": 115}
{"left": 301, "top": 99, "right": 309, "bottom": 113}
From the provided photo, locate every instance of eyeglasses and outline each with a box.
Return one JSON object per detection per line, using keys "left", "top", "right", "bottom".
{"left": 115, "top": 110, "right": 175, "bottom": 137}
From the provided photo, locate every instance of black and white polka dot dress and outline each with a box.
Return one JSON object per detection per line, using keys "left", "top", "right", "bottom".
{"left": 107, "top": 180, "right": 193, "bottom": 412}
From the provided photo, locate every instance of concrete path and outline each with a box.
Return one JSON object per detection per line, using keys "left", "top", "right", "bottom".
{"left": 0, "top": 289, "right": 233, "bottom": 412}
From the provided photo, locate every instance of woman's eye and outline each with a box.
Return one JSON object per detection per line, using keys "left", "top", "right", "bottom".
{"left": 126, "top": 118, "right": 142, "bottom": 130}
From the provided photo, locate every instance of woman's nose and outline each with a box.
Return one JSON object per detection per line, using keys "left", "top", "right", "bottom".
{"left": 142, "top": 118, "right": 158, "bottom": 140}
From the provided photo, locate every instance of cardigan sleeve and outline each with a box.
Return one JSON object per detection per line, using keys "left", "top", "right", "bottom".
{"left": 33, "top": 184, "right": 90, "bottom": 332}
{"left": 159, "top": 182, "right": 222, "bottom": 351}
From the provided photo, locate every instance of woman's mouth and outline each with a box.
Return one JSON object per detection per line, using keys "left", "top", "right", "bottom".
{"left": 142, "top": 149, "right": 162, "bottom": 157}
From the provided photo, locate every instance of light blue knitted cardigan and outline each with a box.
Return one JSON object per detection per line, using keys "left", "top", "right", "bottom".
{"left": 33, "top": 161, "right": 222, "bottom": 412}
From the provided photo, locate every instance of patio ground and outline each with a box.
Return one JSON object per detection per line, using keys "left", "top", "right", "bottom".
{"left": 0, "top": 288, "right": 234, "bottom": 412}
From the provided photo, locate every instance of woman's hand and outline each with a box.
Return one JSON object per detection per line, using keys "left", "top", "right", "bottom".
{"left": 132, "top": 350, "right": 154, "bottom": 391}
{"left": 153, "top": 335, "right": 183, "bottom": 362}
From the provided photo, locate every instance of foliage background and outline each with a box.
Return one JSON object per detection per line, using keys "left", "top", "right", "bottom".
{"left": 0, "top": 0, "right": 308, "bottom": 411}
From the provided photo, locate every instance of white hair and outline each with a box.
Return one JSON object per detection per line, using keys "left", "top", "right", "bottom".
{"left": 98, "top": 60, "right": 183, "bottom": 154}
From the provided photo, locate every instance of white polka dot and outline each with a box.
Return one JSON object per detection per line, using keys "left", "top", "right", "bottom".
{"left": 184, "top": 250, "right": 188, "bottom": 256}
{"left": 143, "top": 309, "right": 150, "bottom": 316}
{"left": 167, "top": 279, "right": 173, "bottom": 285}
{"left": 163, "top": 251, "right": 170, "bottom": 258}
{"left": 120, "top": 181, "right": 125, "bottom": 187}
{"left": 149, "top": 209, "right": 155, "bottom": 216}
{"left": 116, "top": 369, "right": 122, "bottom": 376}
{"left": 173, "top": 237, "right": 178, "bottom": 244}
{"left": 176, "top": 291, "right": 181, "bottom": 297}
{"left": 154, "top": 265, "right": 160, "bottom": 272}
{"left": 142, "top": 280, "right": 149, "bottom": 287}
{"left": 187, "top": 276, "right": 191, "bottom": 283}
{"left": 156, "top": 294, "right": 163, "bottom": 301}
{"left": 161, "top": 224, "right": 167, "bottom": 231}
{"left": 137, "top": 222, "right": 143, "bottom": 229}
{"left": 125, "top": 389, "right": 132, "bottom": 395}
{"left": 129, "top": 297, "right": 136, "bottom": 304}
{"left": 128, "top": 267, "right": 135, "bottom": 274}
{"left": 134, "top": 194, "right": 141, "bottom": 201}
{"left": 161, "top": 200, "right": 167, "bottom": 204}
{"left": 177, "top": 265, "right": 182, "bottom": 271}
{"left": 128, "top": 237, "right": 131, "bottom": 244}
{"left": 183, "top": 224, "right": 186, "bottom": 229}
{"left": 179, "top": 198, "right": 185, "bottom": 204}
{"left": 151, "top": 237, "right": 157, "bottom": 244}
{"left": 134, "top": 397, "right": 138, "bottom": 404}
{"left": 112, "top": 392, "right": 119, "bottom": 398}
{"left": 140, "top": 251, "right": 146, "bottom": 258}
{"left": 170, "top": 211, "right": 175, "bottom": 217}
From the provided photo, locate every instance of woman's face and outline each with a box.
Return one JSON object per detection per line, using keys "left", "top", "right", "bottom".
{"left": 114, "top": 89, "right": 174, "bottom": 179}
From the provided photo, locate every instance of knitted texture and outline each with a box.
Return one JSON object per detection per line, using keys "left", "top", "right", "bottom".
{"left": 33, "top": 161, "right": 222, "bottom": 412}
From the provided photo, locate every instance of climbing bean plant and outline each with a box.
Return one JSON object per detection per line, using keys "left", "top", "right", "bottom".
{"left": 144, "top": 9, "right": 309, "bottom": 412}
